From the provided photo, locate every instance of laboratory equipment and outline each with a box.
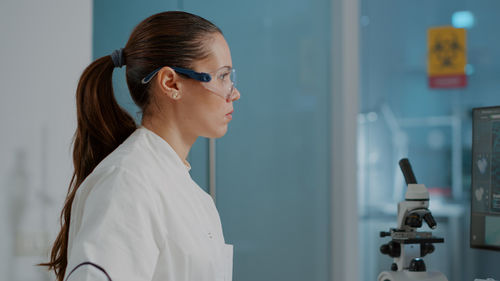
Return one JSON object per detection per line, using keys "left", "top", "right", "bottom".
{"left": 378, "top": 158, "right": 448, "bottom": 281}
{"left": 471, "top": 106, "right": 500, "bottom": 251}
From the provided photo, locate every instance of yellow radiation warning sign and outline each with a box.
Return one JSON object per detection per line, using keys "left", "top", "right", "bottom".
{"left": 428, "top": 26, "right": 467, "bottom": 88}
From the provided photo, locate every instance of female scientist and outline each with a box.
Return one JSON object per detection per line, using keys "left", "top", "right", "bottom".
{"left": 41, "top": 11, "right": 240, "bottom": 281}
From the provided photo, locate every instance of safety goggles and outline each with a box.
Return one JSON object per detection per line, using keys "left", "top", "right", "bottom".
{"left": 141, "top": 66, "right": 237, "bottom": 101}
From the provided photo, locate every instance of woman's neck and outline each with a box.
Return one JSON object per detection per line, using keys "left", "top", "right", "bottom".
{"left": 141, "top": 116, "right": 196, "bottom": 167}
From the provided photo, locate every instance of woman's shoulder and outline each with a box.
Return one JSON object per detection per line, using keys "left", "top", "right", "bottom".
{"left": 76, "top": 127, "right": 187, "bottom": 209}
{"left": 98, "top": 128, "right": 152, "bottom": 167}
{"left": 77, "top": 129, "right": 159, "bottom": 202}
{"left": 91, "top": 129, "right": 160, "bottom": 181}
{"left": 96, "top": 127, "right": 183, "bottom": 178}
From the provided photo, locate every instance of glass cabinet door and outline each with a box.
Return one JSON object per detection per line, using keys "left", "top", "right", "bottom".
{"left": 184, "top": 1, "right": 333, "bottom": 280}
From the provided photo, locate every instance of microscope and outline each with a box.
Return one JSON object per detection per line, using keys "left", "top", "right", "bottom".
{"left": 378, "top": 159, "right": 448, "bottom": 281}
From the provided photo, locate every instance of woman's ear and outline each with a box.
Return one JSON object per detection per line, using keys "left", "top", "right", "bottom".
{"left": 155, "top": 67, "right": 182, "bottom": 100}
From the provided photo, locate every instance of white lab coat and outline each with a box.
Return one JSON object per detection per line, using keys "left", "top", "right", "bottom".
{"left": 64, "top": 127, "right": 233, "bottom": 281}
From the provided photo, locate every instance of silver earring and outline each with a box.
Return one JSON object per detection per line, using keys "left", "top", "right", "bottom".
{"left": 173, "top": 92, "right": 179, "bottom": 99}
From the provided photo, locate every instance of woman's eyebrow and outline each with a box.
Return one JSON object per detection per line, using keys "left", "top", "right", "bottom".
{"left": 218, "top": 65, "right": 232, "bottom": 71}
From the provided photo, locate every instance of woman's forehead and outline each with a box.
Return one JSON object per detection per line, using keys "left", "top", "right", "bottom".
{"left": 195, "top": 33, "right": 232, "bottom": 71}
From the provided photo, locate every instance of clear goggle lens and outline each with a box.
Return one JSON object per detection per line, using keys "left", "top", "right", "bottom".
{"left": 201, "top": 68, "right": 236, "bottom": 101}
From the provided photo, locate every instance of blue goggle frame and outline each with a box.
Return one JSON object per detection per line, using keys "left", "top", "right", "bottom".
{"left": 141, "top": 66, "right": 211, "bottom": 84}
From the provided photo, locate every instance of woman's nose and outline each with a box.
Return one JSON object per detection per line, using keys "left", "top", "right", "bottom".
{"left": 231, "top": 87, "right": 241, "bottom": 101}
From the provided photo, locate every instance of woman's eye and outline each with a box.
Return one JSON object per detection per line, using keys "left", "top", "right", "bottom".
{"left": 219, "top": 72, "right": 230, "bottom": 80}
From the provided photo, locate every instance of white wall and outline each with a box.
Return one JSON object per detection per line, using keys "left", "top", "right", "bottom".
{"left": 0, "top": 1, "right": 92, "bottom": 279}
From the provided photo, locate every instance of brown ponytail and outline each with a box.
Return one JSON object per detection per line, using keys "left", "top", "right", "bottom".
{"left": 40, "top": 11, "right": 222, "bottom": 281}
{"left": 40, "top": 54, "right": 137, "bottom": 279}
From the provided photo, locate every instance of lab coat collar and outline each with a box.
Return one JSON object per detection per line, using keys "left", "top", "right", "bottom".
{"left": 137, "top": 126, "right": 192, "bottom": 172}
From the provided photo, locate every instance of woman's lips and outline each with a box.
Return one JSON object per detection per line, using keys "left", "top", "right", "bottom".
{"left": 225, "top": 110, "right": 234, "bottom": 120}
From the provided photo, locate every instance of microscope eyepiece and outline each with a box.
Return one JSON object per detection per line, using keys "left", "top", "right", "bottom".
{"left": 399, "top": 158, "right": 417, "bottom": 185}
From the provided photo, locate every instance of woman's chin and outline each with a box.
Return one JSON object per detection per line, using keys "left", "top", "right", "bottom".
{"left": 204, "top": 125, "right": 228, "bottom": 139}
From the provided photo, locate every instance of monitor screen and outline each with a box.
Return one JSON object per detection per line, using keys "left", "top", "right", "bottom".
{"left": 471, "top": 106, "right": 500, "bottom": 251}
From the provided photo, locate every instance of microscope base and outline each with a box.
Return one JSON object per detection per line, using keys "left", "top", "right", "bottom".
{"left": 378, "top": 271, "right": 448, "bottom": 281}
